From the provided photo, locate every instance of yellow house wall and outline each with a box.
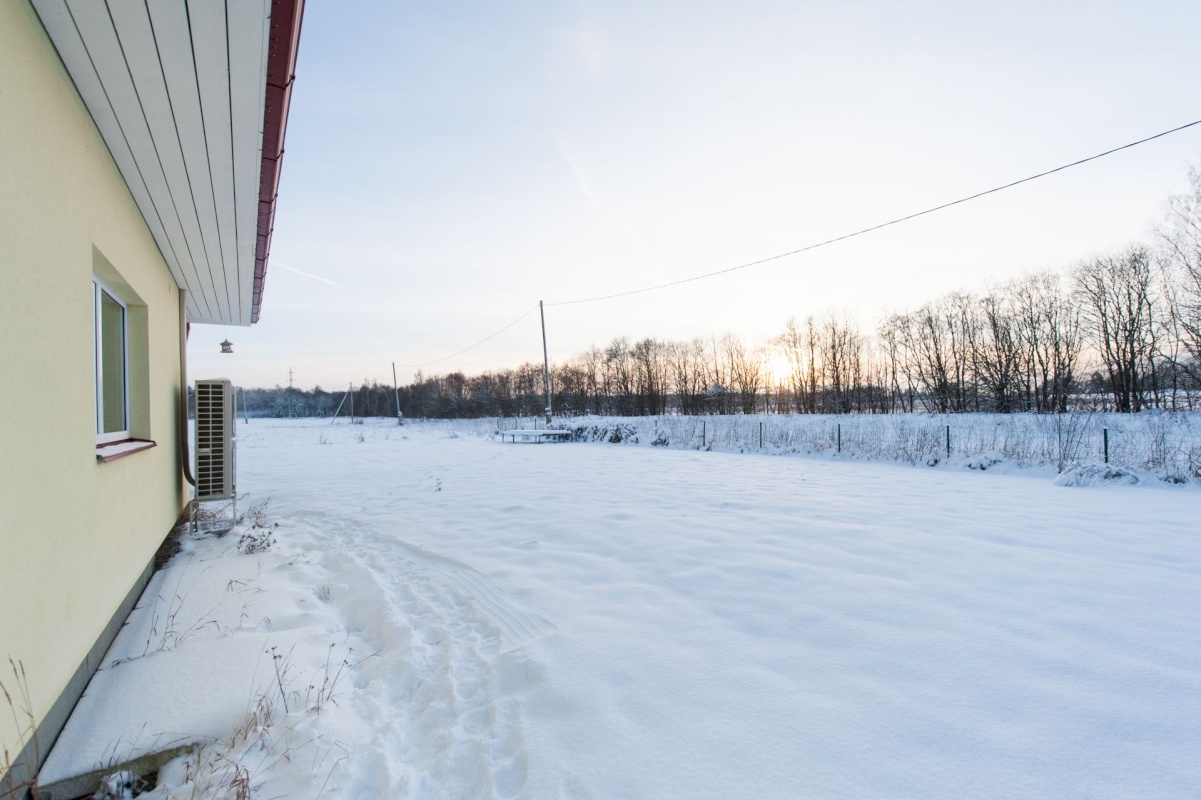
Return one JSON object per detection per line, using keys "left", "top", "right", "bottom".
{"left": 0, "top": 0, "right": 187, "bottom": 765}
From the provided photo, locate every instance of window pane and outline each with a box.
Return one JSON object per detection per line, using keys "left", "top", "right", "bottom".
{"left": 100, "top": 289, "right": 126, "bottom": 434}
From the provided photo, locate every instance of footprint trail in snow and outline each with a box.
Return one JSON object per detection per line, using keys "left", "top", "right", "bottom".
{"left": 290, "top": 511, "right": 554, "bottom": 799}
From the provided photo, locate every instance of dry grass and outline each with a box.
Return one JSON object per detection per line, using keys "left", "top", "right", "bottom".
{"left": 1, "top": 659, "right": 40, "bottom": 800}
{"left": 161, "top": 644, "right": 365, "bottom": 799}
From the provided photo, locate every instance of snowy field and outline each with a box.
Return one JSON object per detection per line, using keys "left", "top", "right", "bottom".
{"left": 44, "top": 417, "right": 1201, "bottom": 799}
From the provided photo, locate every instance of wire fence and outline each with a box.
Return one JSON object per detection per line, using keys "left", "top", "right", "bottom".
{"left": 312, "top": 411, "right": 1201, "bottom": 481}
{"left": 531, "top": 412, "right": 1201, "bottom": 480}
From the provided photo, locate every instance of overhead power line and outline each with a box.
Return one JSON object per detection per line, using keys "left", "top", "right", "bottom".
{"left": 393, "top": 303, "right": 541, "bottom": 369}
{"left": 547, "top": 117, "right": 1201, "bottom": 307}
{"left": 387, "top": 117, "right": 1199, "bottom": 370}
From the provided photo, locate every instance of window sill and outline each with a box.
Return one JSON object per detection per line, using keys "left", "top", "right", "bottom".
{"left": 96, "top": 439, "right": 156, "bottom": 462}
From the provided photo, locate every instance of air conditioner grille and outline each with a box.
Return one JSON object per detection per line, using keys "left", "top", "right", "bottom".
{"left": 194, "top": 379, "right": 235, "bottom": 501}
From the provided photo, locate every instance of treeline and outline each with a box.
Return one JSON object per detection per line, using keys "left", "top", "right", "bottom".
{"left": 246, "top": 164, "right": 1201, "bottom": 418}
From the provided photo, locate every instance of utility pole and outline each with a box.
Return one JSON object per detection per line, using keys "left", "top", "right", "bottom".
{"left": 392, "top": 362, "right": 403, "bottom": 426}
{"left": 288, "top": 367, "right": 294, "bottom": 390}
{"left": 540, "top": 300, "right": 552, "bottom": 423}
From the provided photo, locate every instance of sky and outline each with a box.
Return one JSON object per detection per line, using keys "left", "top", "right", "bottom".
{"left": 188, "top": 0, "right": 1201, "bottom": 390}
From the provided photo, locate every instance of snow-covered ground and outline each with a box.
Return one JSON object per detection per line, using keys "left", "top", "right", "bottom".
{"left": 44, "top": 418, "right": 1201, "bottom": 799}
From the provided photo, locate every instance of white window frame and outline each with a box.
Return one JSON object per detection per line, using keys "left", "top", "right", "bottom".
{"left": 94, "top": 275, "right": 131, "bottom": 444}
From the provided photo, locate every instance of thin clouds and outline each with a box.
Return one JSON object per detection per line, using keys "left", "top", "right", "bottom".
{"left": 553, "top": 137, "right": 661, "bottom": 275}
{"left": 555, "top": 140, "right": 602, "bottom": 211}
{"left": 274, "top": 261, "right": 347, "bottom": 289}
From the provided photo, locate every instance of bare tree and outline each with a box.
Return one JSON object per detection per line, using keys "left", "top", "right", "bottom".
{"left": 722, "top": 335, "right": 766, "bottom": 414}
{"left": 575, "top": 347, "right": 604, "bottom": 414}
{"left": 1074, "top": 246, "right": 1158, "bottom": 412}
{"left": 602, "top": 338, "right": 635, "bottom": 415}
{"left": 1157, "top": 164, "right": 1201, "bottom": 399}
{"left": 670, "top": 339, "right": 709, "bottom": 414}
{"left": 973, "top": 291, "right": 1024, "bottom": 412}
{"left": 862, "top": 347, "right": 895, "bottom": 413}
{"left": 631, "top": 338, "right": 669, "bottom": 415}
{"left": 942, "top": 292, "right": 980, "bottom": 411}
{"left": 820, "top": 315, "right": 864, "bottom": 413}
{"left": 877, "top": 313, "right": 915, "bottom": 412}
{"left": 775, "top": 317, "right": 820, "bottom": 413}
{"left": 705, "top": 336, "right": 733, "bottom": 414}
{"left": 442, "top": 371, "right": 468, "bottom": 416}
{"left": 904, "top": 302, "right": 954, "bottom": 412}
{"left": 1009, "top": 271, "right": 1083, "bottom": 412}
{"left": 513, "top": 362, "right": 544, "bottom": 416}
{"left": 1156, "top": 263, "right": 1193, "bottom": 409}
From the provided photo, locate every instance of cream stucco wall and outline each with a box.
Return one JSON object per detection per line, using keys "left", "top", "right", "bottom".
{"left": 0, "top": 0, "right": 188, "bottom": 771}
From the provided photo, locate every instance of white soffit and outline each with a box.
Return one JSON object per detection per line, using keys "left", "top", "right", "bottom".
{"left": 32, "top": 0, "right": 272, "bottom": 326}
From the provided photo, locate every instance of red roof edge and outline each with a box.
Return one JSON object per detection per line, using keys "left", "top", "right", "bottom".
{"left": 252, "top": 0, "right": 305, "bottom": 324}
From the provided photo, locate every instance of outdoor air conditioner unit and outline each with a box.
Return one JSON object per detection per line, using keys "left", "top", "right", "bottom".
{"left": 193, "top": 379, "right": 236, "bottom": 530}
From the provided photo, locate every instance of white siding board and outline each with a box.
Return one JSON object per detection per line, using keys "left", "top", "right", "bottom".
{"left": 188, "top": 0, "right": 239, "bottom": 323}
{"left": 106, "top": 0, "right": 227, "bottom": 323}
{"left": 144, "top": 1, "right": 227, "bottom": 324}
{"left": 32, "top": 0, "right": 212, "bottom": 320}
{"left": 227, "top": 0, "right": 270, "bottom": 326}
{"left": 62, "top": 0, "right": 218, "bottom": 319}
{"left": 247, "top": 4, "right": 273, "bottom": 323}
{"left": 32, "top": 0, "right": 277, "bottom": 326}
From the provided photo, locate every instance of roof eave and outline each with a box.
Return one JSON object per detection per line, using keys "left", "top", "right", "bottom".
{"left": 252, "top": 0, "right": 305, "bottom": 325}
